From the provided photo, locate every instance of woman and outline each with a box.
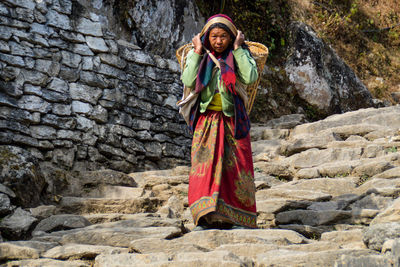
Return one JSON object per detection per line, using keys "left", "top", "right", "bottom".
{"left": 181, "top": 14, "right": 258, "bottom": 230}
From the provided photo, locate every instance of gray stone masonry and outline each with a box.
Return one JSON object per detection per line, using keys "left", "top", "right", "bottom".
{"left": 0, "top": 0, "right": 191, "bottom": 172}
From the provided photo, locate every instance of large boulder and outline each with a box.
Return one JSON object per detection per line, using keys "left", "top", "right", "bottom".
{"left": 0, "top": 146, "right": 46, "bottom": 207}
{"left": 285, "top": 22, "right": 374, "bottom": 117}
{"left": 88, "top": 0, "right": 204, "bottom": 59}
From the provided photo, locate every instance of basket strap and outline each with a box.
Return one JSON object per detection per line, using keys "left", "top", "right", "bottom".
{"left": 204, "top": 48, "right": 221, "bottom": 69}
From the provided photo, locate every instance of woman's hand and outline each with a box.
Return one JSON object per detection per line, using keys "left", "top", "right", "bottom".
{"left": 233, "top": 30, "right": 245, "bottom": 50}
{"left": 192, "top": 34, "right": 203, "bottom": 55}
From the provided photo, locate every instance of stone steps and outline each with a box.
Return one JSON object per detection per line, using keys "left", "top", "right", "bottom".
{"left": 4, "top": 106, "right": 400, "bottom": 266}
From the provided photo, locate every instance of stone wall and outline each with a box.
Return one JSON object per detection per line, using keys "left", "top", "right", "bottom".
{"left": 0, "top": 0, "right": 202, "bottom": 172}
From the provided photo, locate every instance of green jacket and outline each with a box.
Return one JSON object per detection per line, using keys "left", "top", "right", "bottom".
{"left": 181, "top": 47, "right": 258, "bottom": 117}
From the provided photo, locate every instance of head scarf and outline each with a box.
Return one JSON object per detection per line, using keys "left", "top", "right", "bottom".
{"left": 195, "top": 14, "right": 238, "bottom": 96}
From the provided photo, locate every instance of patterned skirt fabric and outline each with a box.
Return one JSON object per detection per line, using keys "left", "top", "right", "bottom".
{"left": 188, "top": 110, "right": 257, "bottom": 228}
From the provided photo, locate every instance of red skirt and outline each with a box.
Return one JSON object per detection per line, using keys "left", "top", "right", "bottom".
{"left": 188, "top": 110, "right": 257, "bottom": 228}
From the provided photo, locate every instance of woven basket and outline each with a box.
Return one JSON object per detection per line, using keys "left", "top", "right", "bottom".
{"left": 175, "top": 41, "right": 268, "bottom": 113}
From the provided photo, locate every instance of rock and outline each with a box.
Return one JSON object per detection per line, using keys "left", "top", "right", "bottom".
{"left": 257, "top": 188, "right": 331, "bottom": 202}
{"left": 0, "top": 208, "right": 37, "bottom": 239}
{"left": 286, "top": 22, "right": 374, "bottom": 115}
{"left": 174, "top": 250, "right": 252, "bottom": 266}
{"left": 43, "top": 244, "right": 129, "bottom": 260}
{"left": 6, "top": 241, "right": 58, "bottom": 256}
{"left": 296, "top": 167, "right": 320, "bottom": 179}
{"left": 0, "top": 193, "right": 13, "bottom": 216}
{"left": 76, "top": 17, "right": 103, "bottom": 37}
{"left": 5, "top": 259, "right": 91, "bottom": 267}
{"left": 86, "top": 36, "right": 109, "bottom": 53}
{"left": 321, "top": 230, "right": 364, "bottom": 248}
{"left": 251, "top": 127, "right": 289, "bottom": 141}
{"left": 129, "top": 237, "right": 208, "bottom": 254}
{"left": 287, "top": 147, "right": 363, "bottom": 169}
{"left": 94, "top": 253, "right": 170, "bottom": 267}
{"left": 61, "top": 50, "right": 82, "bottom": 68}
{"left": 0, "top": 243, "right": 39, "bottom": 261}
{"left": 350, "top": 194, "right": 392, "bottom": 211}
{"left": 276, "top": 210, "right": 352, "bottom": 226}
{"left": 84, "top": 213, "right": 182, "bottom": 229}
{"left": 46, "top": 10, "right": 71, "bottom": 30}
{"left": 86, "top": 185, "right": 144, "bottom": 199}
{"left": 33, "top": 214, "right": 91, "bottom": 233}
{"left": 177, "top": 229, "right": 307, "bottom": 250}
{"left": 265, "top": 114, "right": 307, "bottom": 129}
{"left": 363, "top": 222, "right": 400, "bottom": 251}
{"left": 58, "top": 196, "right": 160, "bottom": 214}
{"left": 317, "top": 161, "right": 358, "bottom": 178}
{"left": 353, "top": 161, "right": 394, "bottom": 177}
{"left": 17, "top": 95, "right": 51, "bottom": 113}
{"left": 255, "top": 199, "right": 292, "bottom": 214}
{"left": 278, "top": 224, "right": 331, "bottom": 240}
{"left": 285, "top": 132, "right": 341, "bottom": 156}
{"left": 356, "top": 178, "right": 400, "bottom": 195}
{"left": 273, "top": 178, "right": 356, "bottom": 197}
{"left": 292, "top": 106, "right": 400, "bottom": 136}
{"left": 214, "top": 243, "right": 279, "bottom": 259}
{"left": 371, "top": 198, "right": 400, "bottom": 225}
{"left": 123, "top": 0, "right": 204, "bottom": 58}
{"left": 257, "top": 249, "right": 378, "bottom": 267}
{"left": 334, "top": 255, "right": 391, "bottom": 267}
{"left": 61, "top": 226, "right": 182, "bottom": 247}
{"left": 372, "top": 167, "right": 400, "bottom": 179}
{"left": 253, "top": 161, "right": 293, "bottom": 179}
{"left": 69, "top": 83, "right": 102, "bottom": 105}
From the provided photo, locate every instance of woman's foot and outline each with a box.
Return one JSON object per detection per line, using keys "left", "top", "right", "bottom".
{"left": 230, "top": 224, "right": 250, "bottom": 230}
{"left": 192, "top": 225, "right": 208, "bottom": 231}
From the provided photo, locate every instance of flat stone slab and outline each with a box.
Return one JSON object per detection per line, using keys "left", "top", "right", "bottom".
{"left": 60, "top": 226, "right": 182, "bottom": 247}
{"left": 334, "top": 254, "right": 392, "bottom": 267}
{"left": 82, "top": 212, "right": 177, "bottom": 225}
{"left": 130, "top": 238, "right": 208, "bottom": 254}
{"left": 95, "top": 250, "right": 251, "bottom": 267}
{"left": 363, "top": 222, "right": 400, "bottom": 251}
{"left": 58, "top": 196, "right": 160, "bottom": 214}
{"left": 256, "top": 188, "right": 332, "bottom": 202}
{"left": 4, "top": 259, "right": 91, "bottom": 267}
{"left": 214, "top": 243, "right": 279, "bottom": 259}
{"left": 320, "top": 230, "right": 364, "bottom": 247}
{"left": 6, "top": 241, "right": 58, "bottom": 256}
{"left": 176, "top": 229, "right": 308, "bottom": 250}
{"left": 86, "top": 185, "right": 145, "bottom": 199}
{"left": 256, "top": 248, "right": 379, "bottom": 267}
{"left": 372, "top": 166, "right": 400, "bottom": 179}
{"left": 33, "top": 214, "right": 91, "bottom": 233}
{"left": 371, "top": 197, "right": 400, "bottom": 225}
{"left": 94, "top": 253, "right": 170, "bottom": 267}
{"left": 43, "top": 244, "right": 129, "bottom": 260}
{"left": 276, "top": 210, "right": 352, "bottom": 226}
{"left": 273, "top": 178, "right": 356, "bottom": 197}
{"left": 0, "top": 243, "right": 39, "bottom": 261}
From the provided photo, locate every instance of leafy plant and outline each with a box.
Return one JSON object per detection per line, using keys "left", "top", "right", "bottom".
{"left": 386, "top": 146, "right": 398, "bottom": 153}
{"left": 356, "top": 174, "right": 370, "bottom": 186}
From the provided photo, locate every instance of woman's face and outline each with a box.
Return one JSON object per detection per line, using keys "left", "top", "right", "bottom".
{"left": 208, "top": 27, "right": 232, "bottom": 53}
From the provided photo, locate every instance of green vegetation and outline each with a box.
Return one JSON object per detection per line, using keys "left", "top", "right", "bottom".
{"left": 356, "top": 174, "right": 371, "bottom": 186}
{"left": 385, "top": 146, "right": 398, "bottom": 153}
{"left": 254, "top": 167, "right": 263, "bottom": 173}
{"left": 303, "top": 0, "right": 400, "bottom": 100}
